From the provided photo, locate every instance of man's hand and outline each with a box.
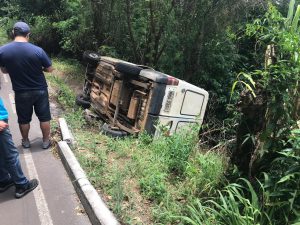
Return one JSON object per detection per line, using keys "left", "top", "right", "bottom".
{"left": 43, "top": 66, "right": 54, "bottom": 73}
{"left": 0, "top": 121, "right": 8, "bottom": 131}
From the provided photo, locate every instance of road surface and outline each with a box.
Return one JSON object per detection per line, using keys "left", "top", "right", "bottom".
{"left": 0, "top": 72, "right": 91, "bottom": 225}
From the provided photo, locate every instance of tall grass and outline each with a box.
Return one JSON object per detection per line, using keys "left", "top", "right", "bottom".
{"left": 185, "top": 151, "right": 226, "bottom": 196}
{"left": 181, "top": 127, "right": 300, "bottom": 225}
{"left": 94, "top": 127, "right": 228, "bottom": 224}
{"left": 181, "top": 178, "right": 271, "bottom": 225}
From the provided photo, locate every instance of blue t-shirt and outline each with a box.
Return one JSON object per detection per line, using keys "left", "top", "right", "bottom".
{"left": 0, "top": 42, "right": 52, "bottom": 92}
{"left": 0, "top": 98, "right": 8, "bottom": 120}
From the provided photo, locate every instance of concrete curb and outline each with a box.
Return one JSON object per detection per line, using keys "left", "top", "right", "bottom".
{"left": 57, "top": 141, "right": 120, "bottom": 225}
{"left": 58, "top": 118, "right": 75, "bottom": 145}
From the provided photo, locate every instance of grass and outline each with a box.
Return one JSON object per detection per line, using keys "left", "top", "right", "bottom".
{"left": 180, "top": 178, "right": 270, "bottom": 225}
{"left": 47, "top": 59, "right": 229, "bottom": 224}
{"left": 51, "top": 58, "right": 84, "bottom": 80}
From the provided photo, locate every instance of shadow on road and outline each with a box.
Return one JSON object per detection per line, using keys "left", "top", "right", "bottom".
{"left": 18, "top": 137, "right": 50, "bottom": 154}
{"left": 0, "top": 187, "right": 16, "bottom": 203}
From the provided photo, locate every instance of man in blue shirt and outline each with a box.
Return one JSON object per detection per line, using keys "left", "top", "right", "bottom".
{"left": 0, "top": 97, "right": 38, "bottom": 198}
{"left": 0, "top": 22, "right": 54, "bottom": 149}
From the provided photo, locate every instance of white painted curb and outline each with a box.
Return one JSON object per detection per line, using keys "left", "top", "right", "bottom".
{"left": 58, "top": 140, "right": 120, "bottom": 225}
{"left": 58, "top": 118, "right": 75, "bottom": 145}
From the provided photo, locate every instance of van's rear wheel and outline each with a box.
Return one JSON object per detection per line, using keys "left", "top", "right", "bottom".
{"left": 83, "top": 51, "right": 101, "bottom": 66}
{"left": 100, "top": 123, "right": 128, "bottom": 138}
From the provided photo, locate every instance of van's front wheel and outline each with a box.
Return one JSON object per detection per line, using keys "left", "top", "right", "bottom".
{"left": 83, "top": 51, "right": 101, "bottom": 66}
{"left": 75, "top": 94, "right": 91, "bottom": 109}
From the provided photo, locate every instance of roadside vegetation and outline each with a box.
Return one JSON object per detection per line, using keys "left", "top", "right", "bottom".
{"left": 0, "top": 29, "right": 7, "bottom": 46}
{"left": 48, "top": 59, "right": 228, "bottom": 223}
{"left": 1, "top": 0, "right": 300, "bottom": 224}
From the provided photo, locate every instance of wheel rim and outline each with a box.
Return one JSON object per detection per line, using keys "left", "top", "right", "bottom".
{"left": 89, "top": 53, "right": 99, "bottom": 59}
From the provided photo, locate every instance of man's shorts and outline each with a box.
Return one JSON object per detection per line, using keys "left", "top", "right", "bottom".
{"left": 15, "top": 89, "right": 51, "bottom": 124}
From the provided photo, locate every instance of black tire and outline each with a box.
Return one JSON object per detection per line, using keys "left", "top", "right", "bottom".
{"left": 115, "top": 62, "right": 143, "bottom": 77}
{"left": 75, "top": 94, "right": 91, "bottom": 109}
{"left": 100, "top": 123, "right": 128, "bottom": 138}
{"left": 83, "top": 51, "right": 101, "bottom": 66}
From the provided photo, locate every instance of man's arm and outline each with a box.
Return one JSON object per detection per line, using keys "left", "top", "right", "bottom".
{"left": 43, "top": 66, "right": 54, "bottom": 73}
{"left": 0, "top": 67, "right": 8, "bottom": 74}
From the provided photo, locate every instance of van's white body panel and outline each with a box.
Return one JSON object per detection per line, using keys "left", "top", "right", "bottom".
{"left": 155, "top": 80, "right": 209, "bottom": 135}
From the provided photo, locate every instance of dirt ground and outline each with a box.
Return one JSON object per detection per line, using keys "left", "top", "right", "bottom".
{"left": 48, "top": 85, "right": 64, "bottom": 119}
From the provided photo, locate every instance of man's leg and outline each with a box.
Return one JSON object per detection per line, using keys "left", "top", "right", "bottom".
{"left": 0, "top": 156, "right": 14, "bottom": 192}
{"left": 0, "top": 127, "right": 28, "bottom": 186}
{"left": 19, "top": 123, "right": 31, "bottom": 148}
{"left": 19, "top": 123, "right": 30, "bottom": 141}
{"left": 34, "top": 90, "right": 52, "bottom": 149}
{"left": 40, "top": 121, "right": 50, "bottom": 142}
{"left": 15, "top": 92, "right": 33, "bottom": 148}
{"left": 0, "top": 126, "right": 39, "bottom": 198}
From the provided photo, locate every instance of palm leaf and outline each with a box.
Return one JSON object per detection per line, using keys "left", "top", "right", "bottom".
{"left": 240, "top": 81, "right": 257, "bottom": 98}
{"left": 230, "top": 80, "right": 239, "bottom": 101}
{"left": 238, "top": 72, "right": 256, "bottom": 87}
{"left": 287, "top": 0, "right": 296, "bottom": 26}
{"left": 240, "top": 178, "right": 259, "bottom": 209}
{"left": 292, "top": 5, "right": 300, "bottom": 32}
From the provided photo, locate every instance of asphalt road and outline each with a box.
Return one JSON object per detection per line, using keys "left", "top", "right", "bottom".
{"left": 0, "top": 72, "right": 91, "bottom": 225}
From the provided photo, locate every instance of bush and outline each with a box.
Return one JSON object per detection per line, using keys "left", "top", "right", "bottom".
{"left": 152, "top": 125, "right": 198, "bottom": 176}
{"left": 139, "top": 169, "right": 167, "bottom": 202}
{"left": 31, "top": 16, "right": 60, "bottom": 54}
{"left": 185, "top": 152, "right": 227, "bottom": 196}
{"left": 262, "top": 128, "right": 300, "bottom": 224}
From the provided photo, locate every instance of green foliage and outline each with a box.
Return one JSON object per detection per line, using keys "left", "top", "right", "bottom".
{"left": 52, "top": 58, "right": 84, "bottom": 79}
{"left": 110, "top": 166, "right": 126, "bottom": 216}
{"left": 230, "top": 72, "right": 256, "bottom": 101}
{"left": 46, "top": 58, "right": 85, "bottom": 110}
{"left": 52, "top": 0, "right": 96, "bottom": 55}
{"left": 64, "top": 110, "right": 86, "bottom": 129}
{"left": 185, "top": 152, "right": 226, "bottom": 196}
{"left": 139, "top": 170, "right": 167, "bottom": 202}
{"left": 87, "top": 125, "right": 227, "bottom": 223}
{"left": 171, "top": 2, "right": 300, "bottom": 224}
{"left": 98, "top": 45, "right": 119, "bottom": 58}
{"left": 235, "top": 1, "right": 300, "bottom": 162}
{"left": 262, "top": 128, "right": 300, "bottom": 224}
{"left": 181, "top": 179, "right": 271, "bottom": 225}
{"left": 0, "top": 27, "right": 8, "bottom": 45}
{"left": 47, "top": 74, "right": 76, "bottom": 109}
{"left": 31, "top": 16, "right": 60, "bottom": 53}
{"left": 155, "top": 126, "right": 198, "bottom": 175}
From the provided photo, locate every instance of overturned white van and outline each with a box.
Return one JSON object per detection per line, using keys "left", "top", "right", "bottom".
{"left": 76, "top": 52, "right": 209, "bottom": 137}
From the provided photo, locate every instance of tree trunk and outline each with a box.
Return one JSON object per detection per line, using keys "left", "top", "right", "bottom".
{"left": 232, "top": 86, "right": 268, "bottom": 176}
